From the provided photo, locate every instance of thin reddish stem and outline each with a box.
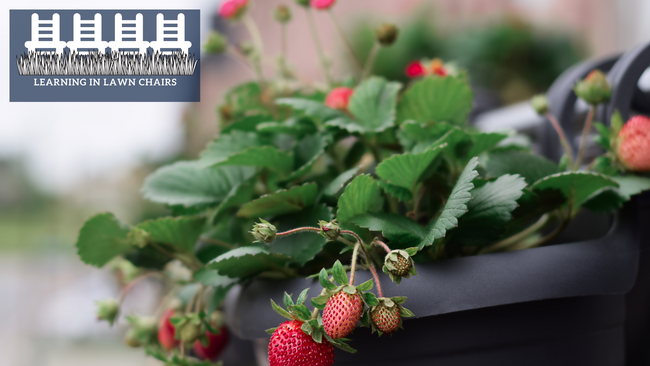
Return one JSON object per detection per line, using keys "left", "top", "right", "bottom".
{"left": 576, "top": 107, "right": 595, "bottom": 169}
{"left": 276, "top": 226, "right": 320, "bottom": 237}
{"left": 545, "top": 112, "right": 575, "bottom": 169}
{"left": 341, "top": 230, "right": 384, "bottom": 298}
{"left": 373, "top": 240, "right": 391, "bottom": 254}
{"left": 368, "top": 264, "right": 383, "bottom": 298}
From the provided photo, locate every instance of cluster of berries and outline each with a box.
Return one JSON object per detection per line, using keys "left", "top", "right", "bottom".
{"left": 405, "top": 58, "right": 448, "bottom": 79}
{"left": 252, "top": 219, "right": 416, "bottom": 366}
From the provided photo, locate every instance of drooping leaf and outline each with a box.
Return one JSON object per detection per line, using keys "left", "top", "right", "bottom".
{"left": 347, "top": 77, "right": 402, "bottom": 133}
{"left": 269, "top": 204, "right": 332, "bottom": 265}
{"left": 207, "top": 246, "right": 290, "bottom": 278}
{"left": 376, "top": 181, "right": 413, "bottom": 202}
{"left": 276, "top": 98, "right": 346, "bottom": 122}
{"left": 199, "top": 131, "right": 260, "bottom": 166}
{"left": 613, "top": 176, "right": 650, "bottom": 198}
{"left": 484, "top": 150, "right": 558, "bottom": 184}
{"left": 531, "top": 171, "right": 619, "bottom": 209}
{"left": 142, "top": 162, "right": 256, "bottom": 207}
{"left": 137, "top": 216, "right": 206, "bottom": 252}
{"left": 211, "top": 146, "right": 294, "bottom": 175}
{"left": 583, "top": 176, "right": 650, "bottom": 213}
{"left": 418, "top": 157, "right": 480, "bottom": 249}
{"left": 376, "top": 144, "right": 446, "bottom": 193}
{"left": 285, "top": 134, "right": 328, "bottom": 181}
{"left": 351, "top": 213, "right": 425, "bottom": 248}
{"left": 76, "top": 213, "right": 131, "bottom": 267}
{"left": 397, "top": 76, "right": 473, "bottom": 126}
{"left": 237, "top": 183, "right": 319, "bottom": 218}
{"left": 447, "top": 174, "right": 527, "bottom": 247}
{"left": 324, "top": 167, "right": 359, "bottom": 196}
{"left": 336, "top": 175, "right": 384, "bottom": 226}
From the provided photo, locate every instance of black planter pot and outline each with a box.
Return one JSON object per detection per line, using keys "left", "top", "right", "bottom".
{"left": 224, "top": 192, "right": 649, "bottom": 366}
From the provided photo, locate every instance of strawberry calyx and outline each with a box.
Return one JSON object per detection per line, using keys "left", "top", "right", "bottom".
{"left": 169, "top": 310, "right": 218, "bottom": 346}
{"left": 382, "top": 247, "right": 418, "bottom": 285}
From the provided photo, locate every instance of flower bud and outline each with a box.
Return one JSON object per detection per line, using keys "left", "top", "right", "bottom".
{"left": 530, "top": 94, "right": 549, "bottom": 115}
{"left": 96, "top": 298, "right": 120, "bottom": 326}
{"left": 219, "top": 0, "right": 249, "bottom": 20}
{"left": 574, "top": 69, "right": 611, "bottom": 105}
{"left": 319, "top": 219, "right": 341, "bottom": 241}
{"left": 204, "top": 31, "right": 228, "bottom": 55}
{"left": 274, "top": 5, "right": 292, "bottom": 23}
{"left": 382, "top": 250, "right": 416, "bottom": 285}
{"left": 405, "top": 61, "right": 426, "bottom": 79}
{"left": 127, "top": 227, "right": 149, "bottom": 248}
{"left": 375, "top": 23, "right": 399, "bottom": 46}
{"left": 125, "top": 314, "right": 157, "bottom": 347}
{"left": 324, "top": 87, "right": 354, "bottom": 111}
{"left": 124, "top": 328, "right": 142, "bottom": 348}
{"left": 251, "top": 219, "right": 277, "bottom": 244}
{"left": 311, "top": 0, "right": 336, "bottom": 10}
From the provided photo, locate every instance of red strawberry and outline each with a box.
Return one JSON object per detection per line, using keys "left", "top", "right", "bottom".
{"left": 617, "top": 115, "right": 650, "bottom": 171}
{"left": 268, "top": 320, "right": 335, "bottom": 366}
{"left": 371, "top": 302, "right": 401, "bottom": 334}
{"left": 325, "top": 87, "right": 354, "bottom": 111}
{"left": 158, "top": 308, "right": 179, "bottom": 350}
{"left": 322, "top": 291, "right": 363, "bottom": 339}
{"left": 311, "top": 0, "right": 336, "bottom": 10}
{"left": 405, "top": 61, "right": 426, "bottom": 78}
{"left": 193, "top": 326, "right": 229, "bottom": 360}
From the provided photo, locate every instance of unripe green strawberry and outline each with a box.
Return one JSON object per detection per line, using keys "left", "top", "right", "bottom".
{"left": 617, "top": 115, "right": 650, "bottom": 171}
{"left": 179, "top": 322, "right": 202, "bottom": 344}
{"left": 383, "top": 249, "right": 417, "bottom": 284}
{"left": 574, "top": 69, "right": 611, "bottom": 105}
{"left": 95, "top": 298, "right": 119, "bottom": 326}
{"left": 322, "top": 291, "right": 363, "bottom": 339}
{"left": 274, "top": 5, "right": 292, "bottom": 23}
{"left": 269, "top": 320, "right": 335, "bottom": 366}
{"left": 375, "top": 23, "right": 399, "bottom": 46}
{"left": 531, "top": 94, "right": 549, "bottom": 115}
{"left": 204, "top": 31, "right": 227, "bottom": 55}
{"left": 370, "top": 300, "right": 401, "bottom": 334}
{"left": 124, "top": 328, "right": 142, "bottom": 348}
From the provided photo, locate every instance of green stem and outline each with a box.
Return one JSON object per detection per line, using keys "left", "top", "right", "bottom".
{"left": 478, "top": 214, "right": 549, "bottom": 254}
{"left": 328, "top": 9, "right": 363, "bottom": 74}
{"left": 341, "top": 230, "right": 383, "bottom": 298}
{"left": 362, "top": 42, "right": 380, "bottom": 79}
{"left": 305, "top": 8, "right": 332, "bottom": 85}
{"left": 575, "top": 106, "right": 595, "bottom": 169}
{"left": 242, "top": 14, "right": 266, "bottom": 83}
{"left": 545, "top": 112, "right": 575, "bottom": 170}
{"left": 348, "top": 242, "right": 360, "bottom": 285}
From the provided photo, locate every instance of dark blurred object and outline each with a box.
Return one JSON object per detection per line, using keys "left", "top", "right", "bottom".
{"left": 352, "top": 14, "right": 584, "bottom": 106}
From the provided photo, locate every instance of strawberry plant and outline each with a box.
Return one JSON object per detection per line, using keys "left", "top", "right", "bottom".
{"left": 75, "top": 1, "right": 650, "bottom": 365}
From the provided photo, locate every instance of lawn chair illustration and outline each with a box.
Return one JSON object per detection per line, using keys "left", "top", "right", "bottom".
{"left": 66, "top": 13, "right": 109, "bottom": 54}
{"left": 24, "top": 13, "right": 67, "bottom": 53}
{"left": 107, "top": 13, "right": 149, "bottom": 54}
{"left": 149, "top": 13, "right": 192, "bottom": 54}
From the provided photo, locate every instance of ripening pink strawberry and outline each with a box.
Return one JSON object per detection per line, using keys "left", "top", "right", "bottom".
{"left": 158, "top": 308, "right": 179, "bottom": 350}
{"left": 325, "top": 87, "right": 354, "bottom": 111}
{"left": 405, "top": 61, "right": 426, "bottom": 78}
{"left": 322, "top": 291, "right": 363, "bottom": 339}
{"left": 219, "top": 0, "right": 248, "bottom": 19}
{"left": 617, "top": 115, "right": 650, "bottom": 171}
{"left": 311, "top": 0, "right": 336, "bottom": 10}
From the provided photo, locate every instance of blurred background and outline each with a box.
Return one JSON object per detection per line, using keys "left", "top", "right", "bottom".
{"left": 1, "top": 0, "right": 649, "bottom": 365}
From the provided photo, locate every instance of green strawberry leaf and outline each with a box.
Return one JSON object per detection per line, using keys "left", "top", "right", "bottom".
{"left": 207, "top": 282, "right": 237, "bottom": 314}
{"left": 377, "top": 181, "right": 413, "bottom": 202}
{"left": 332, "top": 260, "right": 348, "bottom": 285}
{"left": 467, "top": 132, "right": 509, "bottom": 158}
{"left": 237, "top": 183, "right": 318, "bottom": 218}
{"left": 284, "top": 292, "right": 295, "bottom": 309}
{"left": 222, "top": 114, "right": 273, "bottom": 133}
{"left": 397, "top": 76, "right": 473, "bottom": 126}
{"left": 531, "top": 171, "right": 619, "bottom": 210}
{"left": 76, "top": 213, "right": 131, "bottom": 268}
{"left": 296, "top": 288, "right": 310, "bottom": 306}
{"left": 484, "top": 150, "right": 559, "bottom": 184}
{"left": 269, "top": 204, "right": 332, "bottom": 265}
{"left": 311, "top": 296, "right": 329, "bottom": 310}
{"left": 447, "top": 174, "right": 527, "bottom": 247}
{"left": 583, "top": 176, "right": 650, "bottom": 213}
{"left": 418, "top": 157, "right": 480, "bottom": 249}
{"left": 350, "top": 213, "right": 425, "bottom": 249}
{"left": 207, "top": 246, "right": 290, "bottom": 278}
{"left": 136, "top": 216, "right": 206, "bottom": 252}
{"left": 256, "top": 118, "right": 318, "bottom": 136}
{"left": 376, "top": 143, "right": 446, "bottom": 194}
{"left": 221, "top": 82, "right": 266, "bottom": 119}
{"left": 290, "top": 304, "right": 312, "bottom": 321}
{"left": 593, "top": 122, "right": 611, "bottom": 150}
{"left": 199, "top": 131, "right": 260, "bottom": 166}
{"left": 347, "top": 77, "right": 402, "bottom": 133}
{"left": 142, "top": 161, "right": 256, "bottom": 207}
{"left": 362, "top": 292, "right": 379, "bottom": 306}
{"left": 337, "top": 175, "right": 384, "bottom": 226}
{"left": 276, "top": 98, "right": 346, "bottom": 123}
{"left": 285, "top": 134, "right": 328, "bottom": 181}
{"left": 324, "top": 167, "right": 359, "bottom": 196}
